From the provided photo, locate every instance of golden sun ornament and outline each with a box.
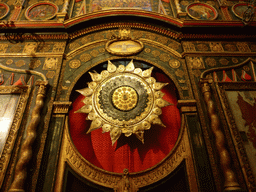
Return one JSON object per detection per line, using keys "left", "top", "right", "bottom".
{"left": 75, "top": 60, "right": 171, "bottom": 145}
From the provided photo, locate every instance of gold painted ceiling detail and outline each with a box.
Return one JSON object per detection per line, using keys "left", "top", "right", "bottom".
{"left": 76, "top": 60, "right": 171, "bottom": 144}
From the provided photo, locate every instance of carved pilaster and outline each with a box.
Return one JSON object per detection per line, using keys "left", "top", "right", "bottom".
{"left": 9, "top": 81, "right": 48, "bottom": 192}
{"left": 200, "top": 79, "right": 241, "bottom": 191}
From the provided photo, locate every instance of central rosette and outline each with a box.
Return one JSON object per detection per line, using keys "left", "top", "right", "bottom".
{"left": 112, "top": 86, "right": 138, "bottom": 111}
{"left": 98, "top": 75, "right": 150, "bottom": 122}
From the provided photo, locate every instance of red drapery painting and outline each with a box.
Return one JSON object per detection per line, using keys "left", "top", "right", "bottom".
{"left": 69, "top": 71, "right": 181, "bottom": 173}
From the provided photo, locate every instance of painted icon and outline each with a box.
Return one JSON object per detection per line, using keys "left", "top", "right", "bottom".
{"left": 25, "top": 2, "right": 58, "bottom": 21}
{"left": 0, "top": 3, "right": 10, "bottom": 19}
{"left": 187, "top": 3, "right": 218, "bottom": 20}
{"left": 90, "top": 0, "right": 152, "bottom": 12}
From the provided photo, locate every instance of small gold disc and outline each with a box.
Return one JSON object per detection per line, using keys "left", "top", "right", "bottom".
{"left": 112, "top": 86, "right": 138, "bottom": 111}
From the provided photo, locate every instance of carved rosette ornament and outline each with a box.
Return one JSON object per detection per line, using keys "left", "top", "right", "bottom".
{"left": 76, "top": 60, "right": 171, "bottom": 144}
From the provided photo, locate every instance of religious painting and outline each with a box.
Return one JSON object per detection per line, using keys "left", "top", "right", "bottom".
{"left": 0, "top": 94, "right": 19, "bottom": 156}
{"left": 0, "top": 86, "right": 30, "bottom": 188}
{"left": 0, "top": 3, "right": 9, "bottom": 19}
{"left": 217, "top": 83, "right": 256, "bottom": 189}
{"left": 25, "top": 2, "right": 58, "bottom": 21}
{"left": 90, "top": 0, "right": 152, "bottom": 12}
{"left": 186, "top": 3, "right": 218, "bottom": 20}
{"left": 232, "top": 3, "right": 256, "bottom": 20}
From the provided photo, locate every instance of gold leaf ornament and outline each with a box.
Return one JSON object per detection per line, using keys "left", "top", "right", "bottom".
{"left": 75, "top": 60, "right": 171, "bottom": 144}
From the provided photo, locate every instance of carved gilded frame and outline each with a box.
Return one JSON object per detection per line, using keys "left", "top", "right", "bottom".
{"left": 54, "top": 62, "right": 198, "bottom": 191}
{"left": 0, "top": 85, "right": 31, "bottom": 188}
{"left": 216, "top": 82, "right": 256, "bottom": 191}
{"left": 55, "top": 113, "right": 198, "bottom": 191}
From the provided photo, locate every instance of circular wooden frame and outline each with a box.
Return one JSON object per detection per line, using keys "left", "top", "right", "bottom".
{"left": 186, "top": 2, "right": 218, "bottom": 20}
{"left": 25, "top": 2, "right": 58, "bottom": 21}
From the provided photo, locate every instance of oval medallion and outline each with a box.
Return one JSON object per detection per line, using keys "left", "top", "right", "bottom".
{"left": 25, "top": 2, "right": 58, "bottom": 21}
{"left": 106, "top": 40, "right": 144, "bottom": 56}
{"left": 0, "top": 3, "right": 9, "bottom": 19}
{"left": 186, "top": 2, "right": 218, "bottom": 20}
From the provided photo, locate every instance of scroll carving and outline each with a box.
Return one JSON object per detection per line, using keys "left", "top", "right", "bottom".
{"left": 200, "top": 79, "right": 241, "bottom": 191}
{"left": 9, "top": 81, "right": 48, "bottom": 192}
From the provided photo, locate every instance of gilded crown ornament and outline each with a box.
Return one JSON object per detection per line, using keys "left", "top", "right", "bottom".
{"left": 75, "top": 60, "right": 171, "bottom": 145}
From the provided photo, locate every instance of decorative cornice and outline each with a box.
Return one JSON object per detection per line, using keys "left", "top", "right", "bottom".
{"left": 0, "top": 33, "right": 69, "bottom": 41}
{"left": 0, "top": 10, "right": 255, "bottom": 41}
{"left": 0, "top": 23, "right": 256, "bottom": 42}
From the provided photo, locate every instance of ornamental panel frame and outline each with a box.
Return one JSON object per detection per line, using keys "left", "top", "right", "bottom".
{"left": 216, "top": 82, "right": 256, "bottom": 191}
{"left": 0, "top": 85, "right": 31, "bottom": 188}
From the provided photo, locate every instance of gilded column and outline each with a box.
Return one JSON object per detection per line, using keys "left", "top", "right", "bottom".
{"left": 9, "top": 81, "right": 48, "bottom": 192}
{"left": 200, "top": 79, "right": 241, "bottom": 191}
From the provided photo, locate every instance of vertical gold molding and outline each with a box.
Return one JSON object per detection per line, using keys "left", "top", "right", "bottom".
{"left": 56, "top": 0, "right": 70, "bottom": 21}
{"left": 9, "top": 0, "right": 25, "bottom": 21}
{"left": 200, "top": 79, "right": 241, "bottom": 191}
{"left": 9, "top": 81, "right": 48, "bottom": 192}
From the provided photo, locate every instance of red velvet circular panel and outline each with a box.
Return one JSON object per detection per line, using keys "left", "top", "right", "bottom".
{"left": 69, "top": 71, "right": 181, "bottom": 173}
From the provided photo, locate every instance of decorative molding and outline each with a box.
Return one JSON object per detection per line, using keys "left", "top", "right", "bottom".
{"left": 200, "top": 57, "right": 256, "bottom": 79}
{"left": 0, "top": 34, "right": 69, "bottom": 41}
{"left": 177, "top": 99, "right": 197, "bottom": 113}
{"left": 53, "top": 101, "right": 72, "bottom": 114}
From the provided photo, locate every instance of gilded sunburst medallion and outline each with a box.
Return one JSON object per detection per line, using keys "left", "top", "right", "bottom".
{"left": 75, "top": 60, "right": 171, "bottom": 144}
